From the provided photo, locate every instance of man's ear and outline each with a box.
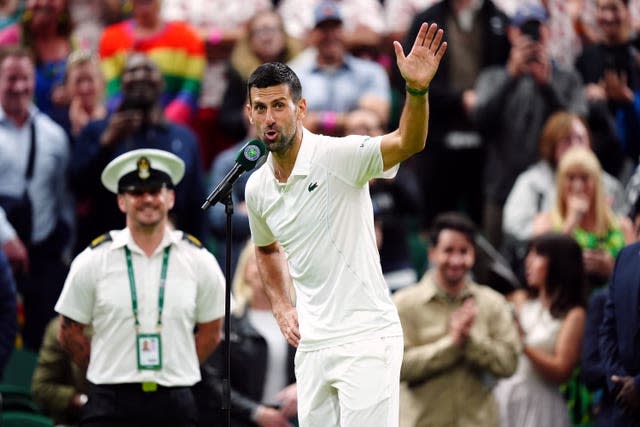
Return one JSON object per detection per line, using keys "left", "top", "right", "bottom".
{"left": 427, "top": 246, "right": 435, "bottom": 265}
{"left": 245, "top": 103, "right": 254, "bottom": 124}
{"left": 297, "top": 98, "right": 307, "bottom": 121}
{"left": 117, "top": 194, "right": 127, "bottom": 213}
{"left": 166, "top": 189, "right": 176, "bottom": 210}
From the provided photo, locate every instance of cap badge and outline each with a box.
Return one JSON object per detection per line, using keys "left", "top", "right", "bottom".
{"left": 137, "top": 157, "right": 151, "bottom": 180}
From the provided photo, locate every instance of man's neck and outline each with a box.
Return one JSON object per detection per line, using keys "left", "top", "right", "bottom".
{"left": 129, "top": 223, "right": 167, "bottom": 256}
{"left": 434, "top": 272, "right": 467, "bottom": 298}
{"left": 5, "top": 109, "right": 29, "bottom": 127}
{"left": 316, "top": 50, "right": 345, "bottom": 69}
{"left": 271, "top": 130, "right": 303, "bottom": 182}
{"left": 134, "top": 16, "right": 163, "bottom": 37}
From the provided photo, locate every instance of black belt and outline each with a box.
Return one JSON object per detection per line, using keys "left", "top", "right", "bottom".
{"left": 93, "top": 383, "right": 191, "bottom": 393}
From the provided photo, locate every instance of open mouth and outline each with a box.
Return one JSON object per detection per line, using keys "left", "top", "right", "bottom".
{"left": 265, "top": 129, "right": 278, "bottom": 141}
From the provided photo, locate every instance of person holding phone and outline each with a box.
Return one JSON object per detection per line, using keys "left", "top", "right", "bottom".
{"left": 575, "top": 0, "right": 640, "bottom": 178}
{"left": 472, "top": 3, "right": 587, "bottom": 249}
{"left": 68, "top": 53, "right": 207, "bottom": 252}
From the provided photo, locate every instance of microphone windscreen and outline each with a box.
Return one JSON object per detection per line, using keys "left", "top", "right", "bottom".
{"left": 235, "top": 139, "right": 267, "bottom": 171}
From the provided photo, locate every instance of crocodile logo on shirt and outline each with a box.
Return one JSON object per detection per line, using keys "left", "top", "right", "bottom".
{"left": 308, "top": 182, "right": 319, "bottom": 192}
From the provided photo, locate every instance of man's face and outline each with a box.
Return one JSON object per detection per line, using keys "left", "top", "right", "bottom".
{"left": 120, "top": 54, "right": 163, "bottom": 111}
{"left": 429, "top": 229, "right": 475, "bottom": 290}
{"left": 117, "top": 186, "right": 174, "bottom": 230}
{"left": 246, "top": 83, "right": 306, "bottom": 154}
{"left": 131, "top": 0, "right": 160, "bottom": 25}
{"left": 0, "top": 56, "right": 34, "bottom": 118}
{"left": 26, "top": 0, "right": 65, "bottom": 26}
{"left": 596, "top": 0, "right": 629, "bottom": 42}
{"left": 311, "top": 21, "right": 345, "bottom": 64}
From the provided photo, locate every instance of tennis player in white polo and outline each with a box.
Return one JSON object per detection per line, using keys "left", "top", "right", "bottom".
{"left": 244, "top": 21, "right": 447, "bottom": 427}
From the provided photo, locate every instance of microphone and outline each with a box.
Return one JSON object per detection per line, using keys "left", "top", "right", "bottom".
{"left": 201, "top": 139, "right": 267, "bottom": 210}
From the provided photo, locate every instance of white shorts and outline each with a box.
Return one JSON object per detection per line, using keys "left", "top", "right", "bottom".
{"left": 295, "top": 335, "right": 403, "bottom": 427}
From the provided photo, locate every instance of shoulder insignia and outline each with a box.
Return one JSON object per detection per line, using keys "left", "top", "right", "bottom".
{"left": 89, "top": 233, "right": 112, "bottom": 249}
{"left": 183, "top": 233, "right": 203, "bottom": 248}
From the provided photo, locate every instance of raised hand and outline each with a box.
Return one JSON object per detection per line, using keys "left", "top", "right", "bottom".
{"left": 393, "top": 22, "right": 447, "bottom": 91}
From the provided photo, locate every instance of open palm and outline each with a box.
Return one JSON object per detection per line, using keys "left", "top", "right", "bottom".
{"left": 393, "top": 23, "right": 448, "bottom": 91}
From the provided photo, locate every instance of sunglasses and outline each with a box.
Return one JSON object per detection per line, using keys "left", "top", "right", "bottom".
{"left": 121, "top": 184, "right": 166, "bottom": 196}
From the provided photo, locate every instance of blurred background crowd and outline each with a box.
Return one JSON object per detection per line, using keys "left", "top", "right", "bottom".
{"left": 2, "top": 0, "right": 640, "bottom": 426}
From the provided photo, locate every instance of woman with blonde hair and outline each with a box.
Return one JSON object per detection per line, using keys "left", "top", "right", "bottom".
{"left": 63, "top": 49, "right": 106, "bottom": 138}
{"left": 196, "top": 241, "right": 298, "bottom": 427}
{"left": 230, "top": 9, "right": 303, "bottom": 83}
{"left": 504, "top": 111, "right": 625, "bottom": 244}
{"left": 533, "top": 145, "right": 634, "bottom": 291}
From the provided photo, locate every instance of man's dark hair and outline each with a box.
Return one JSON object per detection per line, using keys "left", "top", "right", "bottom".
{"left": 428, "top": 212, "right": 477, "bottom": 248}
{"left": 247, "top": 62, "right": 302, "bottom": 103}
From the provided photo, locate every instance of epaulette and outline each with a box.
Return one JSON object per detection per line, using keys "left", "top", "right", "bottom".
{"left": 183, "top": 233, "right": 203, "bottom": 248}
{"left": 89, "top": 233, "right": 112, "bottom": 249}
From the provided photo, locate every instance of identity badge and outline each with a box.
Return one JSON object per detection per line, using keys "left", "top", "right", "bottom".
{"left": 136, "top": 333, "right": 162, "bottom": 370}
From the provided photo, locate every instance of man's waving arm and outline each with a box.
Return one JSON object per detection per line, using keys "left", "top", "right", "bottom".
{"left": 381, "top": 23, "right": 447, "bottom": 170}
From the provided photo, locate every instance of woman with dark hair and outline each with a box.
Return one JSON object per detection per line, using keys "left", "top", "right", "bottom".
{"left": 493, "top": 232, "right": 587, "bottom": 427}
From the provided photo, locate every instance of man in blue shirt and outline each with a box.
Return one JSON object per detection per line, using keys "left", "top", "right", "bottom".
{"left": 288, "top": 0, "right": 391, "bottom": 137}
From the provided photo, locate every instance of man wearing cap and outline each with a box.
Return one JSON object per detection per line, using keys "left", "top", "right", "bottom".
{"left": 287, "top": 0, "right": 391, "bottom": 136}
{"left": 55, "top": 149, "right": 226, "bottom": 427}
{"left": 244, "top": 21, "right": 447, "bottom": 427}
{"left": 472, "top": 3, "right": 587, "bottom": 248}
{"left": 69, "top": 52, "right": 207, "bottom": 253}
{"left": 278, "top": 0, "right": 385, "bottom": 55}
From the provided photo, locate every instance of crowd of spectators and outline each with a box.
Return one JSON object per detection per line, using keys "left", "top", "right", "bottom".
{"left": 1, "top": 0, "right": 640, "bottom": 425}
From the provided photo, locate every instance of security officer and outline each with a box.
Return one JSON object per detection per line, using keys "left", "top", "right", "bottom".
{"left": 55, "top": 148, "right": 226, "bottom": 427}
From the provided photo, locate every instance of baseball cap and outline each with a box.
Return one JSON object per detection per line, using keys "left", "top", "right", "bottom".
{"left": 313, "top": 0, "right": 343, "bottom": 28}
{"left": 511, "top": 3, "right": 548, "bottom": 27}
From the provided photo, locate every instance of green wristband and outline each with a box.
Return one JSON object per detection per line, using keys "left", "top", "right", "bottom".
{"left": 405, "top": 84, "right": 429, "bottom": 97}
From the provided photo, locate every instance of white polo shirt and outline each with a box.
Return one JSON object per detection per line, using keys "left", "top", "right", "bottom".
{"left": 246, "top": 128, "right": 403, "bottom": 351}
{"left": 55, "top": 228, "right": 226, "bottom": 386}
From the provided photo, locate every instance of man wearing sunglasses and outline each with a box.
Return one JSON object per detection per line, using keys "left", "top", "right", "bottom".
{"left": 56, "top": 148, "right": 226, "bottom": 427}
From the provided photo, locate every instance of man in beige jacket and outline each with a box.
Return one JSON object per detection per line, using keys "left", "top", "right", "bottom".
{"left": 393, "top": 212, "right": 520, "bottom": 427}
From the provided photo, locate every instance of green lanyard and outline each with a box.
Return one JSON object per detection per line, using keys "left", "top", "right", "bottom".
{"left": 124, "top": 245, "right": 171, "bottom": 332}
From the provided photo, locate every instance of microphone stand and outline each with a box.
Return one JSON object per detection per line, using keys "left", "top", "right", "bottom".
{"left": 202, "top": 191, "right": 234, "bottom": 427}
{"left": 221, "top": 193, "right": 233, "bottom": 427}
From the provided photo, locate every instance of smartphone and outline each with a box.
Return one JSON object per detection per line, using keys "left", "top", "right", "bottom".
{"left": 117, "top": 97, "right": 146, "bottom": 112}
{"left": 520, "top": 20, "right": 540, "bottom": 41}
{"left": 604, "top": 51, "right": 631, "bottom": 76}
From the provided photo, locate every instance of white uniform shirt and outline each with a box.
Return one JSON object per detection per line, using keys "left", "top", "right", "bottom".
{"left": 245, "top": 129, "right": 402, "bottom": 351}
{"left": 55, "top": 228, "right": 226, "bottom": 386}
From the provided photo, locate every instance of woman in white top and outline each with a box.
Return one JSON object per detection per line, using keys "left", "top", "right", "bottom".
{"left": 494, "top": 232, "right": 587, "bottom": 427}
